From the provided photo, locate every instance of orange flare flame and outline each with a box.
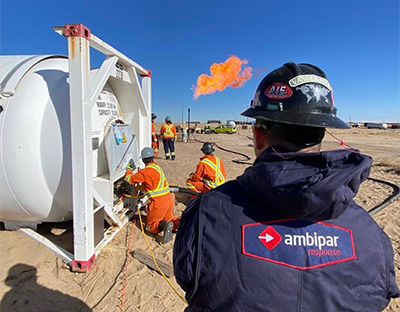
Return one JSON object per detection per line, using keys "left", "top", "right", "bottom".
{"left": 193, "top": 55, "right": 253, "bottom": 99}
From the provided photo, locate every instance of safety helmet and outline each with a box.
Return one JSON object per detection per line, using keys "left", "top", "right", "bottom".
{"left": 140, "top": 147, "right": 155, "bottom": 159}
{"left": 241, "top": 62, "right": 350, "bottom": 129}
{"left": 165, "top": 116, "right": 172, "bottom": 122}
{"left": 201, "top": 142, "right": 215, "bottom": 155}
{"left": 152, "top": 113, "right": 157, "bottom": 120}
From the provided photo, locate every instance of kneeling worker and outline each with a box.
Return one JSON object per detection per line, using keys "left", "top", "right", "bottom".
{"left": 186, "top": 142, "right": 226, "bottom": 194}
{"left": 125, "top": 147, "right": 179, "bottom": 243}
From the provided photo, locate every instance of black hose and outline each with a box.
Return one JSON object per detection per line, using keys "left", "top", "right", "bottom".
{"left": 169, "top": 186, "right": 198, "bottom": 196}
{"left": 366, "top": 178, "right": 400, "bottom": 216}
{"left": 188, "top": 132, "right": 400, "bottom": 214}
{"left": 189, "top": 132, "right": 252, "bottom": 165}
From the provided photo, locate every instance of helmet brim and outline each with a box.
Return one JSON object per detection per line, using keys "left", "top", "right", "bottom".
{"left": 201, "top": 148, "right": 215, "bottom": 154}
{"left": 241, "top": 107, "right": 350, "bottom": 129}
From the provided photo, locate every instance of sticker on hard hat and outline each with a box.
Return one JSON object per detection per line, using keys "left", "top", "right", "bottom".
{"left": 242, "top": 219, "right": 356, "bottom": 270}
{"left": 264, "top": 84, "right": 293, "bottom": 100}
{"left": 288, "top": 74, "right": 332, "bottom": 91}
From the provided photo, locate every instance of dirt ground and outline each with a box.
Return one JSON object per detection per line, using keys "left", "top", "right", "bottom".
{"left": 0, "top": 127, "right": 399, "bottom": 311}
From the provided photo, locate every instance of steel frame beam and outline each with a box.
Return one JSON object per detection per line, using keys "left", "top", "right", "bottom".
{"left": 51, "top": 23, "right": 151, "bottom": 272}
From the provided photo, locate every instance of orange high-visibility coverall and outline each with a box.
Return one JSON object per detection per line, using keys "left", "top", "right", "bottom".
{"left": 151, "top": 122, "right": 159, "bottom": 158}
{"left": 186, "top": 155, "right": 226, "bottom": 193}
{"left": 160, "top": 123, "right": 177, "bottom": 159}
{"left": 125, "top": 162, "right": 179, "bottom": 233}
{"left": 160, "top": 123, "right": 177, "bottom": 139}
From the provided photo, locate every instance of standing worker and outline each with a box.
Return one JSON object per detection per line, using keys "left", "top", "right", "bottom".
{"left": 186, "top": 142, "right": 226, "bottom": 194}
{"left": 174, "top": 62, "right": 399, "bottom": 310}
{"left": 125, "top": 147, "right": 179, "bottom": 243}
{"left": 151, "top": 113, "right": 159, "bottom": 158}
{"left": 160, "top": 116, "right": 177, "bottom": 160}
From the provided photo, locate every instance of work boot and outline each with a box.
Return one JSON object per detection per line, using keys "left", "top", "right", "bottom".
{"left": 166, "top": 156, "right": 170, "bottom": 160}
{"left": 171, "top": 155, "right": 175, "bottom": 160}
{"left": 158, "top": 220, "right": 174, "bottom": 244}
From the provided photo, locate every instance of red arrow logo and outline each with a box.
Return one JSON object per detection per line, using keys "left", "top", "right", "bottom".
{"left": 259, "top": 226, "right": 282, "bottom": 250}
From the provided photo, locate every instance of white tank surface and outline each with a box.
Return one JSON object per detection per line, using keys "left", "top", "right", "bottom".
{"left": 227, "top": 120, "right": 236, "bottom": 128}
{"left": 0, "top": 55, "right": 126, "bottom": 224}
{"left": 364, "top": 122, "right": 388, "bottom": 129}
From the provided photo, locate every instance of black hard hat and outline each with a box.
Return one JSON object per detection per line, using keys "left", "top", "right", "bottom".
{"left": 241, "top": 62, "right": 350, "bottom": 129}
{"left": 201, "top": 142, "right": 215, "bottom": 154}
{"left": 152, "top": 113, "right": 157, "bottom": 120}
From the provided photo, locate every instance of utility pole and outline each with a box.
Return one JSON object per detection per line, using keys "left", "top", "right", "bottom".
{"left": 188, "top": 108, "right": 191, "bottom": 131}
{"left": 181, "top": 103, "right": 184, "bottom": 124}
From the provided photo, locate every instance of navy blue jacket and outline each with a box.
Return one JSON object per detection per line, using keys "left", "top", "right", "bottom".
{"left": 173, "top": 148, "right": 399, "bottom": 311}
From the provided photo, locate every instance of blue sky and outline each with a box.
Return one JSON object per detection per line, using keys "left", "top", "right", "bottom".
{"left": 1, "top": 0, "right": 399, "bottom": 123}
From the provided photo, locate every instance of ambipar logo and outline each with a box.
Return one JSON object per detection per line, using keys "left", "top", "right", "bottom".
{"left": 243, "top": 219, "right": 355, "bottom": 270}
{"left": 259, "top": 228, "right": 339, "bottom": 250}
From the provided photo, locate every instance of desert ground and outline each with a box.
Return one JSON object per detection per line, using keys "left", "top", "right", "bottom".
{"left": 0, "top": 127, "right": 399, "bottom": 312}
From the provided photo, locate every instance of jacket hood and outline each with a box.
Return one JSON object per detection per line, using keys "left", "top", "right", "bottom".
{"left": 237, "top": 148, "right": 372, "bottom": 221}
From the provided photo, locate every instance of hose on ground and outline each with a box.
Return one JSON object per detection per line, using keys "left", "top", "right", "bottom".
{"left": 189, "top": 132, "right": 252, "bottom": 165}
{"left": 188, "top": 132, "right": 400, "bottom": 214}
{"left": 137, "top": 200, "right": 188, "bottom": 305}
{"left": 117, "top": 220, "right": 136, "bottom": 312}
{"left": 367, "top": 178, "right": 400, "bottom": 216}
{"left": 169, "top": 186, "right": 198, "bottom": 196}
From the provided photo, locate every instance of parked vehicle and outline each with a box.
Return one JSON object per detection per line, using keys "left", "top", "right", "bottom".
{"left": 211, "top": 124, "right": 237, "bottom": 134}
{"left": 202, "top": 125, "right": 212, "bottom": 134}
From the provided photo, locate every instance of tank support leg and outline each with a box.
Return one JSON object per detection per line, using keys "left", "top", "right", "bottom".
{"left": 65, "top": 24, "right": 96, "bottom": 272}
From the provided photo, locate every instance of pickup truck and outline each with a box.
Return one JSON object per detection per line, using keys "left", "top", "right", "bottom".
{"left": 210, "top": 124, "right": 236, "bottom": 134}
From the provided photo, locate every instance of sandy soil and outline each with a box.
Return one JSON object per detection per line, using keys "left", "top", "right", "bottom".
{"left": 0, "top": 128, "right": 399, "bottom": 311}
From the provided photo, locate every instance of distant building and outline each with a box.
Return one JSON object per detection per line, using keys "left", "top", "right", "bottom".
{"left": 207, "top": 120, "right": 221, "bottom": 124}
{"left": 233, "top": 120, "right": 253, "bottom": 125}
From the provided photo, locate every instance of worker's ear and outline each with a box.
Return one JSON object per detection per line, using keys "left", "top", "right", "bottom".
{"left": 253, "top": 125, "right": 269, "bottom": 157}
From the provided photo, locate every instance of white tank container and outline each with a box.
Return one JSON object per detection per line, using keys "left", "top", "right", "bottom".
{"left": 227, "top": 120, "right": 236, "bottom": 128}
{"left": 0, "top": 55, "right": 124, "bottom": 223}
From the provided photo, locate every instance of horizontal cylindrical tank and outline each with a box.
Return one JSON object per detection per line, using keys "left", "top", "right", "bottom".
{"left": 363, "top": 122, "right": 388, "bottom": 129}
{"left": 0, "top": 55, "right": 124, "bottom": 223}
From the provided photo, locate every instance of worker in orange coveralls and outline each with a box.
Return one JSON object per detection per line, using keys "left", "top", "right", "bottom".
{"left": 186, "top": 142, "right": 226, "bottom": 194}
{"left": 160, "top": 116, "right": 177, "bottom": 160}
{"left": 151, "top": 113, "right": 159, "bottom": 158}
{"left": 125, "top": 147, "right": 179, "bottom": 243}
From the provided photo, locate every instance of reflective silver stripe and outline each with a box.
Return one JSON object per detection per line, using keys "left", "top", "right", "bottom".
{"left": 201, "top": 157, "right": 225, "bottom": 188}
{"left": 216, "top": 158, "right": 225, "bottom": 184}
{"left": 147, "top": 187, "right": 170, "bottom": 198}
{"left": 146, "top": 164, "right": 170, "bottom": 198}
{"left": 186, "top": 181, "right": 196, "bottom": 190}
{"left": 162, "top": 124, "right": 174, "bottom": 137}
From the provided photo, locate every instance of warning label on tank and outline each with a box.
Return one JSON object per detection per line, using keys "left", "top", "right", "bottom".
{"left": 96, "top": 97, "right": 119, "bottom": 117}
{"left": 92, "top": 87, "right": 122, "bottom": 134}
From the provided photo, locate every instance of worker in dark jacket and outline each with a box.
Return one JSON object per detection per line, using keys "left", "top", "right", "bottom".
{"left": 173, "top": 62, "right": 399, "bottom": 311}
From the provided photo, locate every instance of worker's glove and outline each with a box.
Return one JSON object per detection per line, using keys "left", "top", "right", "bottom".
{"left": 134, "top": 184, "right": 145, "bottom": 192}
{"left": 126, "top": 159, "right": 135, "bottom": 171}
{"left": 188, "top": 172, "right": 194, "bottom": 179}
